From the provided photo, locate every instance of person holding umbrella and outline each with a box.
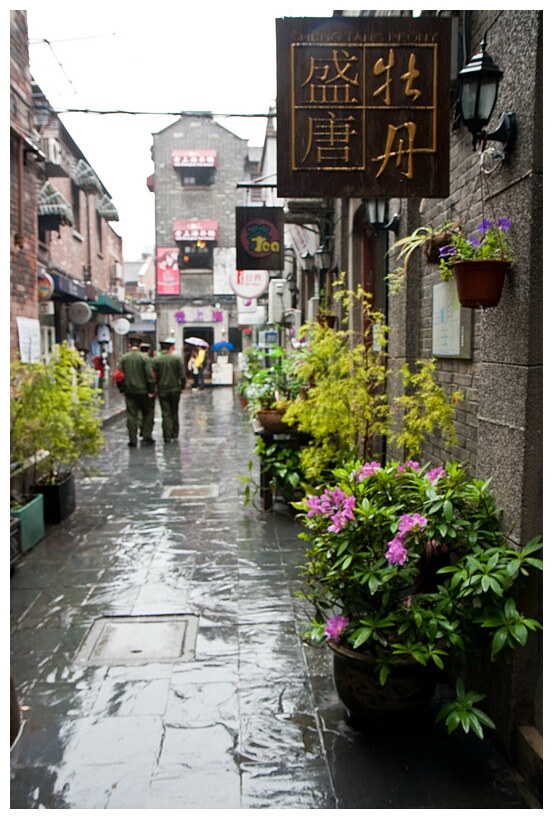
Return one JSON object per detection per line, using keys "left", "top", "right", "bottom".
{"left": 184, "top": 338, "right": 209, "bottom": 392}
{"left": 153, "top": 337, "right": 187, "bottom": 443}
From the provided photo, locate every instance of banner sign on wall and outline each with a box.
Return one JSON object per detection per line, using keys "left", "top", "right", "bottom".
{"left": 235, "top": 207, "right": 284, "bottom": 270}
{"left": 156, "top": 248, "right": 180, "bottom": 296}
{"left": 228, "top": 268, "right": 270, "bottom": 299}
{"left": 276, "top": 16, "right": 451, "bottom": 199}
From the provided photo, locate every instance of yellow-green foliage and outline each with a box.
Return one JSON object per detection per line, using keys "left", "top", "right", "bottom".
{"left": 10, "top": 343, "right": 104, "bottom": 483}
{"left": 282, "top": 280, "right": 462, "bottom": 481}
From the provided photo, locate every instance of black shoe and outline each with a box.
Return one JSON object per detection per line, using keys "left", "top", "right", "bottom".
{"left": 128, "top": 442, "right": 137, "bottom": 447}
{"left": 142, "top": 438, "right": 155, "bottom": 445}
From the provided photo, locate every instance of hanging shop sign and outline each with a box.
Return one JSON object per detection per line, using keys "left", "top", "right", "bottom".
{"left": 113, "top": 317, "right": 131, "bottom": 335}
{"left": 276, "top": 15, "right": 451, "bottom": 199}
{"left": 69, "top": 301, "right": 93, "bottom": 324}
{"left": 228, "top": 269, "right": 270, "bottom": 299}
{"left": 37, "top": 271, "right": 54, "bottom": 301}
{"left": 235, "top": 207, "right": 284, "bottom": 270}
{"left": 156, "top": 247, "right": 180, "bottom": 296}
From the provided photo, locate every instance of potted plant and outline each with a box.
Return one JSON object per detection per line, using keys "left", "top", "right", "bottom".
{"left": 389, "top": 218, "right": 513, "bottom": 308}
{"left": 10, "top": 343, "right": 104, "bottom": 524}
{"left": 438, "top": 218, "right": 513, "bottom": 308}
{"left": 243, "top": 345, "right": 303, "bottom": 433}
{"left": 294, "top": 458, "right": 543, "bottom": 738}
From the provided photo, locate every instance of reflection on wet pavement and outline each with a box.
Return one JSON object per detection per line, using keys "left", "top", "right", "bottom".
{"left": 10, "top": 387, "right": 536, "bottom": 808}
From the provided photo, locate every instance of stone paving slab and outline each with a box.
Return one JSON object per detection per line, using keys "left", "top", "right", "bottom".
{"left": 10, "top": 386, "right": 538, "bottom": 809}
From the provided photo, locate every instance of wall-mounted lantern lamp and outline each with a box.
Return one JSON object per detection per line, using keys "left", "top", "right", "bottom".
{"left": 299, "top": 251, "right": 315, "bottom": 273}
{"left": 363, "top": 197, "right": 400, "bottom": 235}
{"left": 314, "top": 241, "right": 333, "bottom": 273}
{"left": 457, "top": 35, "right": 516, "bottom": 154}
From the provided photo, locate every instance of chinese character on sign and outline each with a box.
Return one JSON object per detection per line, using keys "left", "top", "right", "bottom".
{"left": 276, "top": 16, "right": 451, "bottom": 198}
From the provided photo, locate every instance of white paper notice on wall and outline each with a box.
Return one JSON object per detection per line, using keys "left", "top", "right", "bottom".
{"left": 16, "top": 316, "right": 42, "bottom": 362}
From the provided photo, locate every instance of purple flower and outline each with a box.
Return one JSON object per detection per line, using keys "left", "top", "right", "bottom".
{"left": 478, "top": 219, "right": 492, "bottom": 233}
{"left": 307, "top": 487, "right": 356, "bottom": 531}
{"left": 307, "top": 496, "right": 323, "bottom": 518}
{"left": 439, "top": 245, "right": 455, "bottom": 259}
{"left": 427, "top": 466, "right": 446, "bottom": 483}
{"left": 324, "top": 615, "right": 350, "bottom": 642}
{"left": 398, "top": 513, "right": 428, "bottom": 535}
{"left": 497, "top": 218, "right": 511, "bottom": 231}
{"left": 468, "top": 236, "right": 480, "bottom": 247}
{"left": 386, "top": 536, "right": 408, "bottom": 566}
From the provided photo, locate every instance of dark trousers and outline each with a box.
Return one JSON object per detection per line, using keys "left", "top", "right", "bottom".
{"left": 158, "top": 392, "right": 181, "bottom": 441}
{"left": 125, "top": 393, "right": 154, "bottom": 444}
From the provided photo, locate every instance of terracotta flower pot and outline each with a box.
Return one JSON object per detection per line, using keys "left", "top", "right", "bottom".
{"left": 452, "top": 260, "right": 509, "bottom": 308}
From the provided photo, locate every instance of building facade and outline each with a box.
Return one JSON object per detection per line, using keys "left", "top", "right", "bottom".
{"left": 150, "top": 114, "right": 260, "bottom": 363}
{"left": 293, "top": 8, "right": 542, "bottom": 790}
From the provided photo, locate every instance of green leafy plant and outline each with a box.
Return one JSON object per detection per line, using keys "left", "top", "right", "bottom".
{"left": 282, "top": 282, "right": 462, "bottom": 482}
{"left": 294, "top": 458, "right": 542, "bottom": 738}
{"left": 388, "top": 218, "right": 513, "bottom": 290}
{"left": 438, "top": 218, "right": 513, "bottom": 281}
{"left": 10, "top": 343, "right": 104, "bottom": 486}
{"left": 238, "top": 437, "right": 308, "bottom": 509}
{"left": 242, "top": 345, "right": 305, "bottom": 418}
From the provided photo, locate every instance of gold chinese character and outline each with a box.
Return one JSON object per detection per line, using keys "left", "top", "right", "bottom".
{"left": 302, "top": 112, "right": 357, "bottom": 166}
{"left": 301, "top": 49, "right": 359, "bottom": 104}
{"left": 401, "top": 53, "right": 421, "bottom": 101}
{"left": 373, "top": 122, "right": 417, "bottom": 179}
{"left": 373, "top": 49, "right": 395, "bottom": 106}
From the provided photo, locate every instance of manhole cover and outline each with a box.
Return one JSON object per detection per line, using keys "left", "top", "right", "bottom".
{"left": 74, "top": 614, "right": 198, "bottom": 666}
{"left": 161, "top": 484, "right": 219, "bottom": 499}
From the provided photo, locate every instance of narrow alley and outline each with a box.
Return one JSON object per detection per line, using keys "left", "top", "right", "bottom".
{"left": 10, "top": 386, "right": 538, "bottom": 810}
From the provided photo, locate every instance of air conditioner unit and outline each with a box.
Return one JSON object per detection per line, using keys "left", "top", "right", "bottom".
{"left": 111, "top": 285, "right": 125, "bottom": 302}
{"left": 46, "top": 137, "right": 62, "bottom": 166}
{"left": 283, "top": 308, "right": 302, "bottom": 331}
{"left": 307, "top": 297, "right": 320, "bottom": 321}
{"left": 110, "top": 262, "right": 123, "bottom": 282}
{"left": 268, "top": 278, "right": 291, "bottom": 324}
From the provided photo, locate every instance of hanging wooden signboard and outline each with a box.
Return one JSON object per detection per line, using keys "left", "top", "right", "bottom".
{"left": 276, "top": 15, "right": 451, "bottom": 199}
{"left": 235, "top": 207, "right": 284, "bottom": 270}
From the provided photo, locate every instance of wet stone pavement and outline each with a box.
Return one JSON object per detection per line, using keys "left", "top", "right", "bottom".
{"left": 10, "top": 386, "right": 538, "bottom": 809}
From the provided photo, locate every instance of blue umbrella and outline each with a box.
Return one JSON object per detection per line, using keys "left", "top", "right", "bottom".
{"left": 213, "top": 341, "right": 234, "bottom": 352}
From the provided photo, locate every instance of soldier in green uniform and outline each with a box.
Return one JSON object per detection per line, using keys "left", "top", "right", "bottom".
{"left": 116, "top": 337, "right": 156, "bottom": 447}
{"left": 153, "top": 338, "right": 187, "bottom": 443}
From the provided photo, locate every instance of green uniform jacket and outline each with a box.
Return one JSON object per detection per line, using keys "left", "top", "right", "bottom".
{"left": 153, "top": 351, "right": 186, "bottom": 394}
{"left": 116, "top": 350, "right": 155, "bottom": 395}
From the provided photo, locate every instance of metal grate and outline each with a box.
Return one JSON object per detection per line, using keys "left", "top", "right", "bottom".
{"left": 74, "top": 614, "right": 198, "bottom": 666}
{"left": 161, "top": 484, "right": 219, "bottom": 499}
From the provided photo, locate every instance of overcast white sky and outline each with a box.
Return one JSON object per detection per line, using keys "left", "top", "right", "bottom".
{"left": 25, "top": 3, "right": 340, "bottom": 261}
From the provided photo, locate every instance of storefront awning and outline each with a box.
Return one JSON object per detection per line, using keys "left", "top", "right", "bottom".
{"left": 96, "top": 194, "right": 119, "bottom": 222}
{"left": 173, "top": 219, "right": 218, "bottom": 243}
{"left": 171, "top": 149, "right": 217, "bottom": 169}
{"left": 51, "top": 272, "right": 87, "bottom": 301}
{"left": 72, "top": 159, "right": 103, "bottom": 194}
{"left": 37, "top": 182, "right": 74, "bottom": 225}
{"left": 88, "top": 293, "right": 126, "bottom": 314}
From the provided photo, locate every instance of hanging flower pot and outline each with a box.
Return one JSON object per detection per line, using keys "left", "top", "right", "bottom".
{"left": 452, "top": 259, "right": 509, "bottom": 308}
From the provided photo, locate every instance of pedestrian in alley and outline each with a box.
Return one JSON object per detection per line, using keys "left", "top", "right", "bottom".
{"left": 153, "top": 337, "right": 186, "bottom": 443}
{"left": 115, "top": 336, "right": 156, "bottom": 447}
{"left": 188, "top": 344, "right": 207, "bottom": 391}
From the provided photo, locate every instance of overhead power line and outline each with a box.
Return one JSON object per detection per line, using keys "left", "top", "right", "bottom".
{"left": 33, "top": 107, "right": 277, "bottom": 118}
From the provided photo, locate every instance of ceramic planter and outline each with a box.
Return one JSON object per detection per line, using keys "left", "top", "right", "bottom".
{"left": 256, "top": 409, "right": 296, "bottom": 435}
{"left": 33, "top": 472, "right": 76, "bottom": 524}
{"left": 452, "top": 260, "right": 509, "bottom": 308}
{"left": 329, "top": 642, "right": 437, "bottom": 727}
{"left": 10, "top": 494, "right": 45, "bottom": 553}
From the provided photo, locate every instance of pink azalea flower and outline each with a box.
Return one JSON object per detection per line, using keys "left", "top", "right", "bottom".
{"left": 324, "top": 615, "right": 350, "bottom": 642}
{"left": 427, "top": 466, "right": 446, "bottom": 483}
{"left": 386, "top": 536, "right": 408, "bottom": 565}
{"left": 398, "top": 513, "right": 428, "bottom": 535}
{"left": 397, "top": 461, "right": 420, "bottom": 473}
{"left": 356, "top": 461, "right": 381, "bottom": 481}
